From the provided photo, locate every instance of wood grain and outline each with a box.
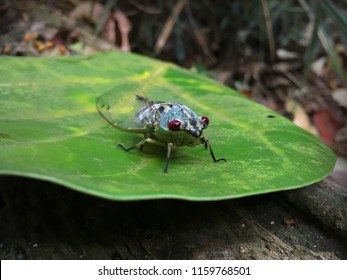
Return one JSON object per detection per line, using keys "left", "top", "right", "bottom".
{"left": 0, "top": 176, "right": 346, "bottom": 259}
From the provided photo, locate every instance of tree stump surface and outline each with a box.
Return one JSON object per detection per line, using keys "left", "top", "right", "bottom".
{"left": 0, "top": 176, "right": 346, "bottom": 260}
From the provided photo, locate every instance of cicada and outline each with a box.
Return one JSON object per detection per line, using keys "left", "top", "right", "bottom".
{"left": 96, "top": 83, "right": 225, "bottom": 173}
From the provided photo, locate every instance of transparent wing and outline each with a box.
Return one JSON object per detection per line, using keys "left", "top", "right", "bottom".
{"left": 96, "top": 83, "right": 155, "bottom": 134}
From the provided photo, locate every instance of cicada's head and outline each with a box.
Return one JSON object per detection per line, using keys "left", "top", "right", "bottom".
{"left": 168, "top": 116, "right": 209, "bottom": 145}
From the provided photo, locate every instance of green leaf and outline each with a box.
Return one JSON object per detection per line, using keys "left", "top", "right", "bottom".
{"left": 321, "top": 0, "right": 347, "bottom": 38}
{"left": 300, "top": 0, "right": 346, "bottom": 81}
{"left": 318, "top": 24, "right": 346, "bottom": 81}
{"left": 0, "top": 52, "right": 335, "bottom": 200}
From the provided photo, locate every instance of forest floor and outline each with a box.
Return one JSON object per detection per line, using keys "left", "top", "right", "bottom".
{"left": 0, "top": 1, "right": 346, "bottom": 260}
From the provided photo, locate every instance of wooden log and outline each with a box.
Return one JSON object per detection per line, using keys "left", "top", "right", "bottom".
{"left": 285, "top": 177, "right": 347, "bottom": 239}
{"left": 0, "top": 176, "right": 346, "bottom": 259}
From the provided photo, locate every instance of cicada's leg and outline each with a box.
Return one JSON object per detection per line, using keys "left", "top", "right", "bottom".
{"left": 118, "top": 137, "right": 166, "bottom": 152}
{"left": 139, "top": 135, "right": 147, "bottom": 151}
{"left": 203, "top": 139, "right": 208, "bottom": 149}
{"left": 163, "top": 143, "right": 174, "bottom": 174}
{"left": 201, "top": 137, "right": 226, "bottom": 163}
{"left": 118, "top": 138, "right": 148, "bottom": 152}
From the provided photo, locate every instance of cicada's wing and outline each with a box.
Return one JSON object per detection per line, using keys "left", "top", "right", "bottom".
{"left": 96, "top": 83, "right": 156, "bottom": 134}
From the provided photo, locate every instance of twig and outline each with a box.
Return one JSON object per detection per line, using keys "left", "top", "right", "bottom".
{"left": 127, "top": 0, "right": 161, "bottom": 14}
{"left": 261, "top": 0, "right": 276, "bottom": 62}
{"left": 154, "top": 0, "right": 188, "bottom": 55}
{"left": 185, "top": 2, "right": 212, "bottom": 58}
{"left": 281, "top": 71, "right": 305, "bottom": 90}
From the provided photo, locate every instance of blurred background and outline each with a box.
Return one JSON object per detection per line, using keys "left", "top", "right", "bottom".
{"left": 1, "top": 0, "right": 346, "bottom": 185}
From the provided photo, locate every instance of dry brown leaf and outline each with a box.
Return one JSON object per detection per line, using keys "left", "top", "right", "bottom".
{"left": 216, "top": 69, "right": 232, "bottom": 84}
{"left": 276, "top": 48, "right": 299, "bottom": 59}
{"left": 285, "top": 99, "right": 317, "bottom": 134}
{"left": 70, "top": 2, "right": 132, "bottom": 51}
{"left": 311, "top": 57, "right": 327, "bottom": 77}
{"left": 70, "top": 2, "right": 105, "bottom": 23}
{"left": 113, "top": 9, "right": 132, "bottom": 52}
{"left": 312, "top": 109, "right": 339, "bottom": 144}
{"left": 332, "top": 88, "right": 347, "bottom": 108}
{"left": 102, "top": 16, "right": 116, "bottom": 44}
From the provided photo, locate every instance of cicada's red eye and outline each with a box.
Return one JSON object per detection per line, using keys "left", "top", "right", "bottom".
{"left": 201, "top": 116, "right": 209, "bottom": 127}
{"left": 168, "top": 119, "right": 181, "bottom": 131}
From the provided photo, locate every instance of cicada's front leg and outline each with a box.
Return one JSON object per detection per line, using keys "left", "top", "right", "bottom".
{"left": 201, "top": 137, "right": 226, "bottom": 163}
{"left": 163, "top": 143, "right": 175, "bottom": 174}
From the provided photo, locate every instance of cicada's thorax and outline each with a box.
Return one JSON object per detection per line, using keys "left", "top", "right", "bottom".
{"left": 137, "top": 101, "right": 207, "bottom": 147}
